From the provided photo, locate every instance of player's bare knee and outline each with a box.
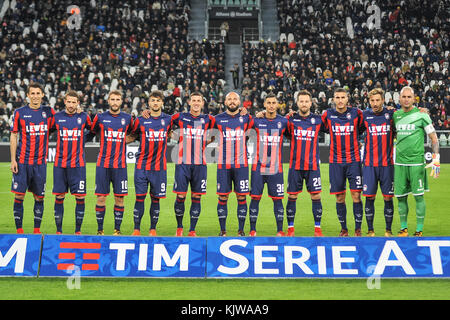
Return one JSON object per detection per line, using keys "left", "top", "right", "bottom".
{"left": 177, "top": 193, "right": 187, "bottom": 200}
{"left": 192, "top": 193, "right": 202, "bottom": 200}
{"left": 34, "top": 194, "right": 44, "bottom": 202}
{"left": 219, "top": 195, "right": 229, "bottom": 201}
{"left": 56, "top": 194, "right": 66, "bottom": 200}
{"left": 236, "top": 195, "right": 246, "bottom": 201}
{"left": 383, "top": 196, "right": 392, "bottom": 202}
{"left": 15, "top": 194, "right": 25, "bottom": 201}
{"left": 96, "top": 195, "right": 107, "bottom": 206}
{"left": 310, "top": 193, "right": 321, "bottom": 201}
{"left": 351, "top": 191, "right": 361, "bottom": 202}
{"left": 114, "top": 196, "right": 124, "bottom": 206}
{"left": 335, "top": 193, "right": 346, "bottom": 203}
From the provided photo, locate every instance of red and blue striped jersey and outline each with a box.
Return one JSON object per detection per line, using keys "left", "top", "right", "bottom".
{"left": 251, "top": 115, "right": 288, "bottom": 174}
{"left": 91, "top": 111, "right": 133, "bottom": 169}
{"left": 321, "top": 107, "right": 364, "bottom": 164}
{"left": 10, "top": 105, "right": 55, "bottom": 165}
{"left": 362, "top": 108, "right": 394, "bottom": 167}
{"left": 171, "top": 112, "right": 215, "bottom": 165}
{"left": 131, "top": 113, "right": 173, "bottom": 171}
{"left": 287, "top": 113, "right": 325, "bottom": 171}
{"left": 214, "top": 112, "right": 254, "bottom": 169}
{"left": 52, "top": 111, "right": 92, "bottom": 168}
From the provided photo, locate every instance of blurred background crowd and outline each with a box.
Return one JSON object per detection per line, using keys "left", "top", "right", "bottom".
{"left": 0, "top": 0, "right": 448, "bottom": 142}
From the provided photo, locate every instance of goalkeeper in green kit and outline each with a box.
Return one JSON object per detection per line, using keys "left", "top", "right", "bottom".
{"left": 393, "top": 86, "right": 440, "bottom": 237}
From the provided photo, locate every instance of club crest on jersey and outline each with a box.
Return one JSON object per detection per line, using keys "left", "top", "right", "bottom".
{"left": 346, "top": 113, "right": 351, "bottom": 120}
{"left": 311, "top": 117, "right": 316, "bottom": 124}
{"left": 161, "top": 119, "right": 165, "bottom": 126}
{"left": 121, "top": 118, "right": 126, "bottom": 126}
{"left": 277, "top": 122, "right": 282, "bottom": 129}
{"left": 239, "top": 117, "right": 243, "bottom": 123}
{"left": 385, "top": 113, "right": 390, "bottom": 120}
{"left": 77, "top": 117, "right": 82, "bottom": 125}
{"left": 42, "top": 112, "right": 47, "bottom": 118}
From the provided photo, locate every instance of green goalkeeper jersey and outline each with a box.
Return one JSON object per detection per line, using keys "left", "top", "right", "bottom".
{"left": 393, "top": 107, "right": 434, "bottom": 165}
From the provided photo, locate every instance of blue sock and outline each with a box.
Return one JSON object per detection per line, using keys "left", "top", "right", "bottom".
{"left": 286, "top": 197, "right": 296, "bottom": 227}
{"left": 175, "top": 196, "right": 186, "bottom": 228}
{"left": 312, "top": 199, "right": 323, "bottom": 228}
{"left": 75, "top": 198, "right": 85, "bottom": 233}
{"left": 133, "top": 195, "right": 146, "bottom": 230}
{"left": 249, "top": 197, "right": 260, "bottom": 231}
{"left": 365, "top": 198, "right": 375, "bottom": 231}
{"left": 96, "top": 205, "right": 106, "bottom": 231}
{"left": 336, "top": 202, "right": 347, "bottom": 231}
{"left": 34, "top": 200, "right": 44, "bottom": 229}
{"left": 114, "top": 205, "right": 124, "bottom": 231}
{"left": 237, "top": 199, "right": 247, "bottom": 232}
{"left": 189, "top": 197, "right": 201, "bottom": 232}
{"left": 273, "top": 199, "right": 284, "bottom": 232}
{"left": 217, "top": 198, "right": 228, "bottom": 231}
{"left": 353, "top": 201, "right": 363, "bottom": 230}
{"left": 150, "top": 197, "right": 160, "bottom": 230}
{"left": 54, "top": 197, "right": 65, "bottom": 233}
{"left": 384, "top": 199, "right": 394, "bottom": 231}
{"left": 13, "top": 198, "right": 24, "bottom": 230}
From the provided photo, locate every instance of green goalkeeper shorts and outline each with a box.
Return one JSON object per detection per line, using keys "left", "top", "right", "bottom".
{"left": 394, "top": 164, "right": 429, "bottom": 197}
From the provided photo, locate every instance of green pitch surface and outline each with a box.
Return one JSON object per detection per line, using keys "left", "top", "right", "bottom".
{"left": 0, "top": 162, "right": 449, "bottom": 300}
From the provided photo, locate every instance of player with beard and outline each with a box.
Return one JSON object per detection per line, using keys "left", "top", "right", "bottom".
{"left": 51, "top": 90, "right": 93, "bottom": 234}
{"left": 214, "top": 91, "right": 254, "bottom": 236}
{"left": 321, "top": 88, "right": 364, "bottom": 236}
{"left": 91, "top": 90, "right": 133, "bottom": 235}
{"left": 285, "top": 90, "right": 327, "bottom": 236}
{"left": 130, "top": 91, "right": 173, "bottom": 236}
{"left": 360, "top": 88, "right": 395, "bottom": 236}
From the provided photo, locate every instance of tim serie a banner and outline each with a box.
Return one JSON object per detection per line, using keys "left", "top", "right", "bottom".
{"left": 1, "top": 234, "right": 450, "bottom": 278}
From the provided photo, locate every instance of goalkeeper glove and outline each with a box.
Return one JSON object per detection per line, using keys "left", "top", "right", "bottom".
{"left": 425, "top": 153, "right": 440, "bottom": 178}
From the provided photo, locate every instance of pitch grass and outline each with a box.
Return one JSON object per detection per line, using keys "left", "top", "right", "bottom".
{"left": 0, "top": 163, "right": 449, "bottom": 300}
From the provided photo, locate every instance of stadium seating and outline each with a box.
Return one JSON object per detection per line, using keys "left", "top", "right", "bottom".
{"left": 240, "top": 0, "right": 448, "bottom": 123}
{"left": 0, "top": 0, "right": 227, "bottom": 139}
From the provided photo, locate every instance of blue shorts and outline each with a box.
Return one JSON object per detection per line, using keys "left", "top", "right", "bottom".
{"left": 53, "top": 166, "right": 87, "bottom": 196}
{"left": 173, "top": 164, "right": 207, "bottom": 195}
{"left": 250, "top": 166, "right": 284, "bottom": 199}
{"left": 95, "top": 167, "right": 128, "bottom": 196}
{"left": 362, "top": 165, "right": 394, "bottom": 197}
{"left": 287, "top": 168, "right": 322, "bottom": 194}
{"left": 135, "top": 168, "right": 167, "bottom": 198}
{"left": 329, "top": 162, "right": 362, "bottom": 194}
{"left": 217, "top": 167, "right": 249, "bottom": 195}
{"left": 11, "top": 163, "right": 47, "bottom": 198}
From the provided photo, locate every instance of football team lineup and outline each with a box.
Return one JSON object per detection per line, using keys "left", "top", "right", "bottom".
{"left": 8, "top": 83, "right": 441, "bottom": 238}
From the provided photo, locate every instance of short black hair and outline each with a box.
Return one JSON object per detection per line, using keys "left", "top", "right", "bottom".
{"left": 26, "top": 82, "right": 44, "bottom": 94}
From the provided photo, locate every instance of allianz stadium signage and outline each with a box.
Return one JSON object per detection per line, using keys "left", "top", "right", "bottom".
{"left": 209, "top": 7, "right": 259, "bottom": 20}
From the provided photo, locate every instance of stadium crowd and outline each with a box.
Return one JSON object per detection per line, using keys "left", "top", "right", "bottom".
{"left": 241, "top": 0, "right": 449, "bottom": 125}
{"left": 0, "top": 0, "right": 227, "bottom": 141}
{"left": 0, "top": 0, "right": 449, "bottom": 140}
